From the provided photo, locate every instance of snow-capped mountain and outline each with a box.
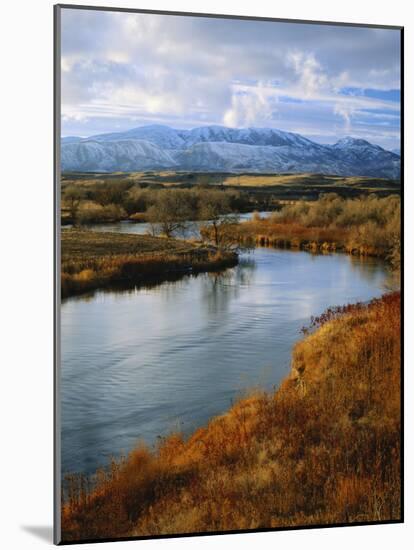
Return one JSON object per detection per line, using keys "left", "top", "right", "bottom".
{"left": 61, "top": 136, "right": 83, "bottom": 144}
{"left": 61, "top": 139, "right": 178, "bottom": 172}
{"left": 174, "top": 142, "right": 333, "bottom": 173}
{"left": 89, "top": 125, "right": 187, "bottom": 149}
{"left": 61, "top": 124, "right": 400, "bottom": 178}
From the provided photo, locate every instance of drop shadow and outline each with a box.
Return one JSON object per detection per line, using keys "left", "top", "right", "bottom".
{"left": 21, "top": 525, "right": 53, "bottom": 543}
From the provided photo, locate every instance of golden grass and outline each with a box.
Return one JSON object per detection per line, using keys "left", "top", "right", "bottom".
{"left": 218, "top": 220, "right": 351, "bottom": 253}
{"left": 61, "top": 292, "right": 401, "bottom": 541}
{"left": 222, "top": 173, "right": 398, "bottom": 190}
{"left": 62, "top": 171, "right": 399, "bottom": 193}
{"left": 61, "top": 229, "right": 237, "bottom": 298}
{"left": 204, "top": 219, "right": 390, "bottom": 257}
{"left": 215, "top": 194, "right": 400, "bottom": 260}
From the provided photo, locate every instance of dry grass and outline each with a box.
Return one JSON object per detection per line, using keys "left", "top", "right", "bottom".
{"left": 223, "top": 173, "right": 397, "bottom": 189}
{"left": 227, "top": 220, "right": 352, "bottom": 252}
{"left": 205, "top": 219, "right": 389, "bottom": 257}
{"left": 61, "top": 229, "right": 238, "bottom": 298}
{"left": 61, "top": 292, "right": 401, "bottom": 542}
{"left": 220, "top": 195, "right": 400, "bottom": 260}
{"left": 62, "top": 171, "right": 399, "bottom": 191}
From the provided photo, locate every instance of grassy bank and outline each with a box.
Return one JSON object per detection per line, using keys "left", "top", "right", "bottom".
{"left": 62, "top": 291, "right": 401, "bottom": 541}
{"left": 212, "top": 194, "right": 400, "bottom": 262}
{"left": 61, "top": 229, "right": 238, "bottom": 298}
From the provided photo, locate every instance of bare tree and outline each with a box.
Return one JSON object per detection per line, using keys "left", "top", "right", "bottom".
{"left": 199, "top": 190, "right": 239, "bottom": 247}
{"left": 63, "top": 186, "right": 84, "bottom": 225}
{"left": 146, "top": 190, "right": 192, "bottom": 238}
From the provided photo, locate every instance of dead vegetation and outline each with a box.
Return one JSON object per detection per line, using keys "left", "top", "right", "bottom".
{"left": 61, "top": 229, "right": 238, "bottom": 298}
{"left": 217, "top": 194, "right": 400, "bottom": 263}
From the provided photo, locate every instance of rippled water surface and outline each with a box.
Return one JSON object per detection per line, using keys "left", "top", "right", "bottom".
{"left": 61, "top": 248, "right": 389, "bottom": 475}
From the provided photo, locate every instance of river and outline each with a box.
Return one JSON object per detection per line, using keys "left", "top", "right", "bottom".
{"left": 61, "top": 238, "right": 390, "bottom": 476}
{"left": 85, "top": 211, "right": 272, "bottom": 238}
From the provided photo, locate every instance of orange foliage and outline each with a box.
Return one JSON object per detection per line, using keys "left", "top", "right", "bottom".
{"left": 221, "top": 219, "right": 390, "bottom": 257}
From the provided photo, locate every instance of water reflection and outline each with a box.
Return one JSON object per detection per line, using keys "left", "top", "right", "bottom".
{"left": 61, "top": 247, "right": 389, "bottom": 476}
{"left": 200, "top": 257, "right": 257, "bottom": 315}
{"left": 86, "top": 211, "right": 272, "bottom": 238}
{"left": 347, "top": 254, "right": 397, "bottom": 290}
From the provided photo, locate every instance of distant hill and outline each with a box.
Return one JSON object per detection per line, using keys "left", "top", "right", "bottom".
{"left": 61, "top": 124, "right": 400, "bottom": 179}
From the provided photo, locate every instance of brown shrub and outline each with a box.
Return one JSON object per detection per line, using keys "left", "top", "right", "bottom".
{"left": 216, "top": 195, "right": 400, "bottom": 261}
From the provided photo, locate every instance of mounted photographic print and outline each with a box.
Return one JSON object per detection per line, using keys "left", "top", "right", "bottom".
{"left": 54, "top": 4, "right": 403, "bottom": 545}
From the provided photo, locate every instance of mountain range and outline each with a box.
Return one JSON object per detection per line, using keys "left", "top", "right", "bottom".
{"left": 61, "top": 125, "right": 400, "bottom": 178}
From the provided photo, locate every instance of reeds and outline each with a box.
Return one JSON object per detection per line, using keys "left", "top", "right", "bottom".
{"left": 231, "top": 195, "right": 400, "bottom": 260}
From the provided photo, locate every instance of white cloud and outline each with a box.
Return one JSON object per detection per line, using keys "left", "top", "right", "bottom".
{"left": 60, "top": 8, "right": 401, "bottom": 149}
{"left": 334, "top": 103, "right": 355, "bottom": 133}
{"left": 287, "top": 51, "right": 328, "bottom": 98}
{"left": 223, "top": 83, "right": 275, "bottom": 127}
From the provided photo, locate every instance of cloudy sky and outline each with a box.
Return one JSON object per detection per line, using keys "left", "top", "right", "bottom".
{"left": 60, "top": 8, "right": 401, "bottom": 150}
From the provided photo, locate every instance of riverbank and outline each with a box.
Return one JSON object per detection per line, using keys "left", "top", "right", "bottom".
{"left": 61, "top": 229, "right": 238, "bottom": 298}
{"left": 61, "top": 291, "right": 401, "bottom": 541}
{"left": 203, "top": 194, "right": 400, "bottom": 262}
{"left": 227, "top": 218, "right": 388, "bottom": 256}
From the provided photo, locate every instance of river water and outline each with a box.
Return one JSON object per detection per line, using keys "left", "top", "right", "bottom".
{"left": 85, "top": 211, "right": 272, "bottom": 238}
{"left": 61, "top": 241, "right": 390, "bottom": 476}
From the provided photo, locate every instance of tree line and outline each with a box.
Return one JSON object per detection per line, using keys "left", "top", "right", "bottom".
{"left": 62, "top": 184, "right": 250, "bottom": 226}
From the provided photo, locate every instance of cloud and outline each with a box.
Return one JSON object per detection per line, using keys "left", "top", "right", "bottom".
{"left": 59, "top": 7, "right": 401, "bottom": 149}
{"left": 334, "top": 103, "right": 354, "bottom": 133}
{"left": 223, "top": 84, "right": 276, "bottom": 127}
{"left": 287, "top": 52, "right": 328, "bottom": 98}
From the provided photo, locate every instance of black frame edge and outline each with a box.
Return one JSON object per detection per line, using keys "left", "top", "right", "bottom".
{"left": 55, "top": 3, "right": 403, "bottom": 30}
{"left": 54, "top": 3, "right": 62, "bottom": 546}
{"left": 399, "top": 25, "right": 404, "bottom": 525}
